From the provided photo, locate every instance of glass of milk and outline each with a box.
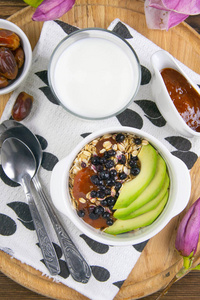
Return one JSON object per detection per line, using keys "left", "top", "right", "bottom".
{"left": 48, "top": 28, "right": 141, "bottom": 120}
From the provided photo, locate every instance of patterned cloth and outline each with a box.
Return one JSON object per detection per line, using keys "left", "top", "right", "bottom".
{"left": 0, "top": 18, "right": 200, "bottom": 300}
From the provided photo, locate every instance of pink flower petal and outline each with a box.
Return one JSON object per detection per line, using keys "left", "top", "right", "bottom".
{"left": 149, "top": 0, "right": 200, "bottom": 15}
{"left": 32, "top": 0, "right": 75, "bottom": 21}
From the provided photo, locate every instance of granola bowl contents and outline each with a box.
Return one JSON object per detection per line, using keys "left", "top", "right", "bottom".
{"left": 0, "top": 19, "right": 32, "bottom": 95}
{"left": 50, "top": 127, "right": 191, "bottom": 246}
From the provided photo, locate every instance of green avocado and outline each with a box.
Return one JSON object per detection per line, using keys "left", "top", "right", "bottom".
{"left": 114, "top": 144, "right": 158, "bottom": 209}
{"left": 104, "top": 191, "right": 168, "bottom": 235}
{"left": 121, "top": 174, "right": 169, "bottom": 219}
{"left": 114, "top": 155, "right": 167, "bottom": 219}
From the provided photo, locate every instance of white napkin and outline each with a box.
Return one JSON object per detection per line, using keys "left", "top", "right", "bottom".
{"left": 0, "top": 18, "right": 200, "bottom": 300}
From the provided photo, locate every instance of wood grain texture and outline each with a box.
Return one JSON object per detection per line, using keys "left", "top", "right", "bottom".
{"left": 0, "top": 1, "right": 200, "bottom": 299}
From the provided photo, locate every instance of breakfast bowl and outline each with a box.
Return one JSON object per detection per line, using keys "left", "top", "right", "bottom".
{"left": 151, "top": 50, "right": 200, "bottom": 138}
{"left": 48, "top": 28, "right": 141, "bottom": 120}
{"left": 50, "top": 126, "right": 191, "bottom": 246}
{"left": 0, "top": 19, "right": 32, "bottom": 95}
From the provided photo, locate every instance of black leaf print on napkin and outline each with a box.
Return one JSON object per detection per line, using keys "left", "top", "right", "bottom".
{"left": 112, "top": 22, "right": 133, "bottom": 39}
{"left": 113, "top": 280, "right": 125, "bottom": 289}
{"left": 39, "top": 86, "right": 60, "bottom": 105}
{"left": 165, "top": 136, "right": 198, "bottom": 169}
{"left": 171, "top": 151, "right": 197, "bottom": 170}
{"left": 0, "top": 165, "right": 19, "bottom": 187}
{"left": 91, "top": 266, "right": 110, "bottom": 282}
{"left": 7, "top": 202, "right": 35, "bottom": 231}
{"left": 165, "top": 136, "right": 192, "bottom": 151}
{"left": 81, "top": 132, "right": 92, "bottom": 138}
{"left": 141, "top": 66, "right": 151, "bottom": 85}
{"left": 35, "top": 70, "right": 48, "bottom": 85}
{"left": 35, "top": 134, "right": 48, "bottom": 150}
{"left": 41, "top": 152, "right": 59, "bottom": 171}
{"left": 80, "top": 234, "right": 109, "bottom": 254}
{"left": 135, "top": 100, "right": 166, "bottom": 127}
{"left": 116, "top": 109, "right": 143, "bottom": 129}
{"left": 54, "top": 20, "right": 79, "bottom": 35}
{"left": 0, "top": 213, "right": 17, "bottom": 236}
{"left": 133, "top": 240, "right": 149, "bottom": 252}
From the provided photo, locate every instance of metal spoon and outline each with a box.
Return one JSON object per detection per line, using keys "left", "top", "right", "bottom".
{"left": 1, "top": 137, "right": 60, "bottom": 276}
{"left": 0, "top": 120, "right": 91, "bottom": 283}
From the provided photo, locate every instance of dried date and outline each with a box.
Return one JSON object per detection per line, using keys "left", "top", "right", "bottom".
{"left": 13, "top": 46, "right": 24, "bottom": 68}
{"left": 0, "top": 47, "right": 18, "bottom": 80}
{"left": 0, "top": 29, "right": 20, "bottom": 51}
{"left": 0, "top": 75, "right": 9, "bottom": 88}
{"left": 12, "top": 92, "right": 33, "bottom": 121}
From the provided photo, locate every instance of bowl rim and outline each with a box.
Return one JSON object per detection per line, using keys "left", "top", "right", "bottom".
{"left": 0, "top": 19, "right": 32, "bottom": 95}
{"left": 47, "top": 27, "right": 141, "bottom": 120}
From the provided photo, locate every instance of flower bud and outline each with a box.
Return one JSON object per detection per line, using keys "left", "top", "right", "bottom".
{"left": 32, "top": 0, "right": 76, "bottom": 21}
{"left": 175, "top": 197, "right": 200, "bottom": 258}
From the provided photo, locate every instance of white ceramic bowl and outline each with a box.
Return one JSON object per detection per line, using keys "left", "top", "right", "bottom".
{"left": 48, "top": 28, "right": 141, "bottom": 120}
{"left": 0, "top": 19, "right": 32, "bottom": 95}
{"left": 50, "top": 126, "right": 191, "bottom": 246}
{"left": 151, "top": 50, "right": 200, "bottom": 138}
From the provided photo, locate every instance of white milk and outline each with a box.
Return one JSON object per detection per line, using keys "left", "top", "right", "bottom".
{"left": 53, "top": 37, "right": 139, "bottom": 119}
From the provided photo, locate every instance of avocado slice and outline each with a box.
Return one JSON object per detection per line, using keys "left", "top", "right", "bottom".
{"left": 104, "top": 191, "right": 168, "bottom": 235}
{"left": 121, "top": 174, "right": 169, "bottom": 219}
{"left": 114, "top": 144, "right": 158, "bottom": 209}
{"left": 114, "top": 154, "right": 167, "bottom": 219}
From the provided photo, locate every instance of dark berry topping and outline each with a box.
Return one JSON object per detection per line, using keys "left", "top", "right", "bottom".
{"left": 105, "top": 159, "right": 114, "bottom": 169}
{"left": 119, "top": 172, "right": 127, "bottom": 180}
{"left": 131, "top": 167, "right": 140, "bottom": 176}
{"left": 107, "top": 149, "right": 116, "bottom": 157}
{"left": 118, "top": 154, "right": 126, "bottom": 165}
{"left": 81, "top": 162, "right": 86, "bottom": 168}
{"left": 99, "top": 170, "right": 110, "bottom": 180}
{"left": 91, "top": 156, "right": 100, "bottom": 165}
{"left": 89, "top": 212, "right": 100, "bottom": 220}
{"left": 90, "top": 175, "right": 99, "bottom": 185}
{"left": 94, "top": 206, "right": 104, "bottom": 215}
{"left": 101, "top": 199, "right": 108, "bottom": 206}
{"left": 90, "top": 190, "right": 97, "bottom": 198}
{"left": 106, "top": 178, "right": 116, "bottom": 186}
{"left": 77, "top": 210, "right": 85, "bottom": 217}
{"left": 134, "top": 138, "right": 142, "bottom": 145}
{"left": 106, "top": 196, "right": 115, "bottom": 206}
{"left": 115, "top": 181, "right": 122, "bottom": 190}
{"left": 106, "top": 218, "right": 114, "bottom": 226}
{"left": 129, "top": 159, "right": 138, "bottom": 168}
{"left": 99, "top": 157, "right": 107, "bottom": 165}
{"left": 116, "top": 133, "right": 125, "bottom": 143}
{"left": 102, "top": 212, "right": 110, "bottom": 219}
{"left": 105, "top": 187, "right": 111, "bottom": 195}
{"left": 96, "top": 190, "right": 106, "bottom": 199}
{"left": 109, "top": 169, "right": 117, "bottom": 178}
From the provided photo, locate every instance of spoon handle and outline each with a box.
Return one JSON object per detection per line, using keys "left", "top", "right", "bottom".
{"left": 32, "top": 175, "right": 91, "bottom": 283}
{"left": 22, "top": 176, "right": 60, "bottom": 276}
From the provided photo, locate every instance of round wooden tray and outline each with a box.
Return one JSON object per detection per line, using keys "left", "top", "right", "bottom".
{"left": 1, "top": 1, "right": 200, "bottom": 299}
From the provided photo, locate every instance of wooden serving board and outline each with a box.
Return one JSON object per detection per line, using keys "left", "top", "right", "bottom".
{"left": 1, "top": 1, "right": 200, "bottom": 299}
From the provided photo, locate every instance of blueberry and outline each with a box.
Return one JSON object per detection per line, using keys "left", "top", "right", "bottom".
{"left": 107, "top": 149, "right": 116, "bottom": 157}
{"left": 105, "top": 187, "right": 111, "bottom": 195}
{"left": 99, "top": 170, "right": 110, "bottom": 180}
{"left": 104, "top": 151, "right": 110, "bottom": 159}
{"left": 115, "top": 181, "right": 122, "bottom": 190}
{"left": 129, "top": 159, "right": 138, "bottom": 168}
{"left": 90, "top": 190, "right": 97, "bottom": 198}
{"left": 91, "top": 156, "right": 100, "bottom": 165}
{"left": 118, "top": 154, "right": 126, "bottom": 165}
{"left": 106, "top": 196, "right": 115, "bottom": 206}
{"left": 115, "top": 192, "right": 119, "bottom": 199}
{"left": 101, "top": 199, "right": 108, "bottom": 206}
{"left": 109, "top": 205, "right": 116, "bottom": 211}
{"left": 99, "top": 185, "right": 106, "bottom": 191}
{"left": 106, "top": 218, "right": 114, "bottom": 226}
{"left": 100, "top": 157, "right": 107, "bottom": 165}
{"left": 94, "top": 206, "right": 104, "bottom": 215}
{"left": 119, "top": 172, "right": 127, "bottom": 180}
{"left": 109, "top": 169, "right": 117, "bottom": 177}
{"left": 131, "top": 167, "right": 140, "bottom": 176}
{"left": 116, "top": 133, "right": 125, "bottom": 143}
{"left": 134, "top": 138, "right": 142, "bottom": 145}
{"left": 89, "top": 212, "right": 99, "bottom": 220}
{"left": 102, "top": 212, "right": 110, "bottom": 219}
{"left": 105, "top": 159, "right": 114, "bottom": 169}
{"left": 81, "top": 161, "right": 86, "bottom": 168}
{"left": 97, "top": 190, "right": 106, "bottom": 199}
{"left": 77, "top": 210, "right": 85, "bottom": 217}
{"left": 106, "top": 178, "right": 116, "bottom": 186}
{"left": 96, "top": 164, "right": 103, "bottom": 172}
{"left": 90, "top": 175, "right": 100, "bottom": 185}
